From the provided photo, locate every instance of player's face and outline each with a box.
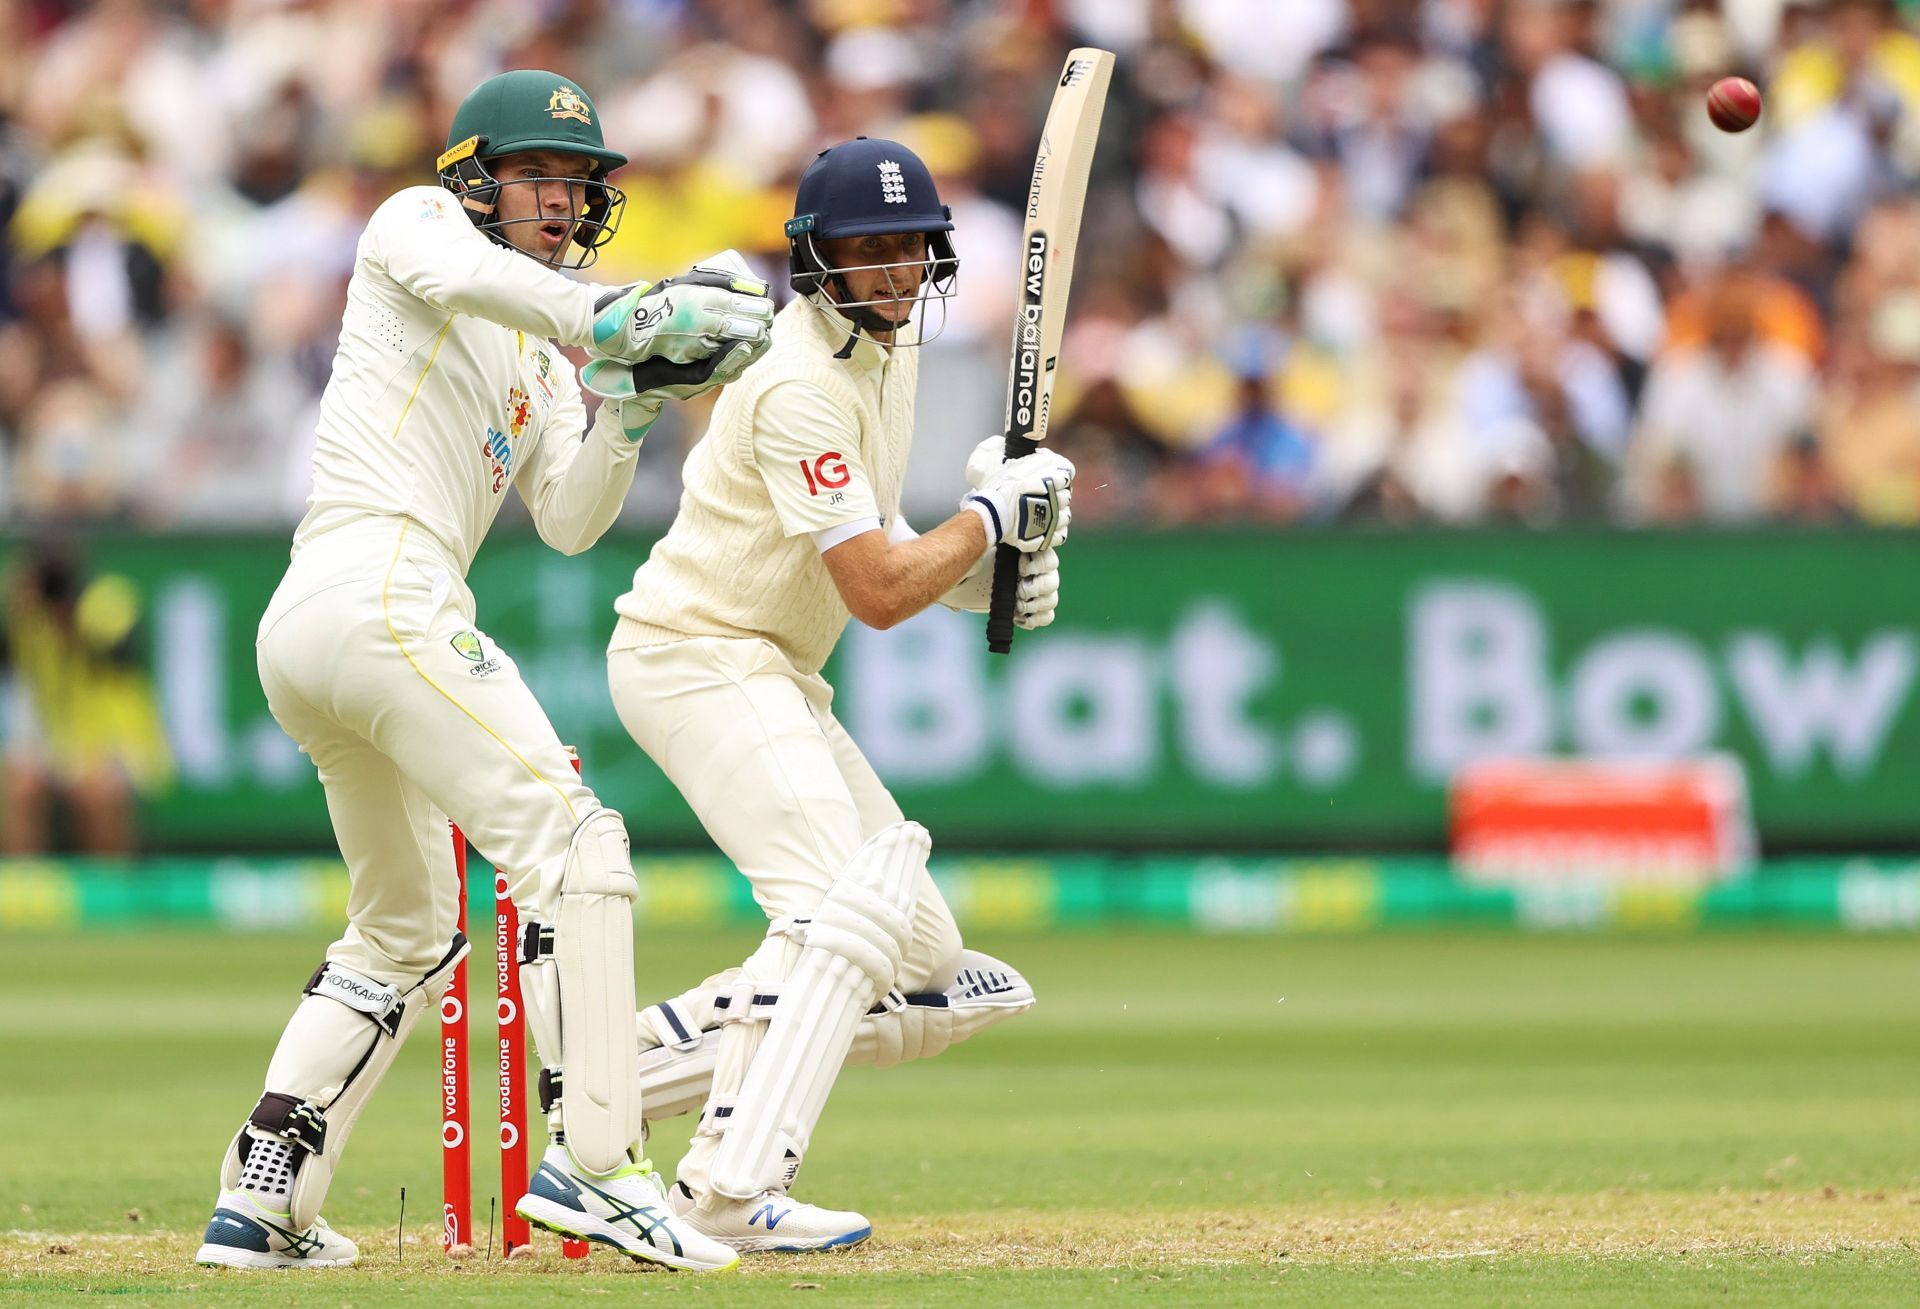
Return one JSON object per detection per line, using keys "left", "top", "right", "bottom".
{"left": 490, "top": 151, "right": 596, "bottom": 260}
{"left": 821, "top": 232, "right": 930, "bottom": 325}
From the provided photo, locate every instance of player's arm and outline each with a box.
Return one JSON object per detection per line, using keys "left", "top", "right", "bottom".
{"left": 513, "top": 365, "right": 641, "bottom": 556}
{"left": 368, "top": 188, "right": 604, "bottom": 343}
{"left": 375, "top": 194, "right": 774, "bottom": 369}
{"left": 819, "top": 514, "right": 990, "bottom": 632}
{"left": 753, "top": 383, "right": 1074, "bottom": 629}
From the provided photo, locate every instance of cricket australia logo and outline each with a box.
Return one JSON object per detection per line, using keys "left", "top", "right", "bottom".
{"left": 450, "top": 630, "right": 502, "bottom": 679}
{"left": 878, "top": 160, "right": 908, "bottom": 204}
{"left": 547, "top": 86, "right": 592, "bottom": 124}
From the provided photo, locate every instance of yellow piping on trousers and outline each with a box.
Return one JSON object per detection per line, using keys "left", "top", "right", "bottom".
{"left": 381, "top": 520, "right": 577, "bottom": 822}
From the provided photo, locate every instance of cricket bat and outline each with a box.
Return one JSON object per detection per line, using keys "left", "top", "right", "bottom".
{"left": 985, "top": 46, "right": 1115, "bottom": 654}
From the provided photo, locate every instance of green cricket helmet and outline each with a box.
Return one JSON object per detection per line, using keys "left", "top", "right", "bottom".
{"left": 437, "top": 69, "right": 629, "bottom": 270}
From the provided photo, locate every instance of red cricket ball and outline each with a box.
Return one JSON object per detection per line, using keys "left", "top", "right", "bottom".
{"left": 1706, "top": 77, "right": 1763, "bottom": 133}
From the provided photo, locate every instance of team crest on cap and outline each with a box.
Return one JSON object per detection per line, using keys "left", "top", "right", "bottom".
{"left": 548, "top": 87, "right": 591, "bottom": 124}
{"left": 879, "top": 160, "right": 907, "bottom": 204}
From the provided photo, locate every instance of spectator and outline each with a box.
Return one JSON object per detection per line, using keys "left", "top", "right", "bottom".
{"left": 1627, "top": 272, "right": 1815, "bottom": 521}
{"left": 2, "top": 0, "right": 1918, "bottom": 532}
{"left": 1, "top": 542, "right": 172, "bottom": 856}
{"left": 1817, "top": 289, "right": 1920, "bottom": 522}
{"left": 1188, "top": 362, "right": 1321, "bottom": 523}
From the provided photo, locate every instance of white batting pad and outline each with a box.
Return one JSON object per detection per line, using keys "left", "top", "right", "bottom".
{"left": 707, "top": 821, "right": 925, "bottom": 1200}
{"left": 851, "top": 950, "right": 1036, "bottom": 1069}
{"left": 635, "top": 949, "right": 1036, "bottom": 1120}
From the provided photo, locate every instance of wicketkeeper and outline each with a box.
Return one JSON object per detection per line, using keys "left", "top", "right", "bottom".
{"left": 604, "top": 138, "right": 1071, "bottom": 1251}
{"left": 195, "top": 70, "right": 772, "bottom": 1273}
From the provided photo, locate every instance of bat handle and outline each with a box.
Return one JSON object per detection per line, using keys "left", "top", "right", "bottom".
{"left": 985, "top": 433, "right": 1040, "bottom": 654}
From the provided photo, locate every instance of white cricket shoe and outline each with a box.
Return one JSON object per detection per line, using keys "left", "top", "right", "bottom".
{"left": 193, "top": 1188, "right": 358, "bottom": 1269}
{"left": 667, "top": 1178, "right": 872, "bottom": 1253}
{"left": 515, "top": 1144, "right": 739, "bottom": 1272}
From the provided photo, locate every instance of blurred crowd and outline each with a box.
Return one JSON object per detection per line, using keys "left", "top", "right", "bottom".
{"left": 6, "top": 0, "right": 1920, "bottom": 531}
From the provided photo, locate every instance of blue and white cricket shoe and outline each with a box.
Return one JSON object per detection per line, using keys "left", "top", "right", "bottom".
{"left": 515, "top": 1144, "right": 739, "bottom": 1272}
{"left": 193, "top": 1188, "right": 358, "bottom": 1268}
{"left": 666, "top": 1179, "right": 872, "bottom": 1254}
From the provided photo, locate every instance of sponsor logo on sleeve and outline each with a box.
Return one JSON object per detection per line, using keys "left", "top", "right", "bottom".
{"left": 799, "top": 451, "right": 851, "bottom": 496}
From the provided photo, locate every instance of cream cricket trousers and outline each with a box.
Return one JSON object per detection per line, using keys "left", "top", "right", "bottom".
{"left": 257, "top": 517, "right": 595, "bottom": 986}
{"left": 607, "top": 633, "right": 963, "bottom": 993}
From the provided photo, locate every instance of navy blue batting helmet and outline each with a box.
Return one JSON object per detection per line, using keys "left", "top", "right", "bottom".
{"left": 784, "top": 137, "right": 958, "bottom": 298}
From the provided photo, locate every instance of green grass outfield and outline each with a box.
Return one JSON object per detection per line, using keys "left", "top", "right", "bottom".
{"left": 3, "top": 927, "right": 1916, "bottom": 1305}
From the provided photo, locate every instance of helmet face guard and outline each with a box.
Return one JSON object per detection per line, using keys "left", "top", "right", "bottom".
{"left": 786, "top": 217, "right": 959, "bottom": 348}
{"left": 437, "top": 135, "right": 626, "bottom": 271}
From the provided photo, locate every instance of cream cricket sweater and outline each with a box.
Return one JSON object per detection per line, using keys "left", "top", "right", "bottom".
{"left": 611, "top": 295, "right": 919, "bottom": 674}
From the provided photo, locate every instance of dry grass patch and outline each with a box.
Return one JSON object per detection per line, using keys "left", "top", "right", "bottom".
{"left": 5, "top": 1189, "right": 1915, "bottom": 1280}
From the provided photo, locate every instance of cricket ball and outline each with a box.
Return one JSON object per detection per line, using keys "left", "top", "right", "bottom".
{"left": 1706, "top": 77, "right": 1762, "bottom": 133}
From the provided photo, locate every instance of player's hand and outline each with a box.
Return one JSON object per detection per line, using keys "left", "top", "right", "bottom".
{"left": 581, "top": 321, "right": 764, "bottom": 438}
{"left": 940, "top": 547, "right": 1060, "bottom": 629}
{"left": 590, "top": 250, "right": 774, "bottom": 368}
{"left": 962, "top": 448, "right": 1073, "bottom": 551}
{"left": 964, "top": 434, "right": 1007, "bottom": 490}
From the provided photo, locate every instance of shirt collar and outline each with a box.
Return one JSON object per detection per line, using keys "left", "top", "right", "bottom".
{"left": 803, "top": 293, "right": 901, "bottom": 377}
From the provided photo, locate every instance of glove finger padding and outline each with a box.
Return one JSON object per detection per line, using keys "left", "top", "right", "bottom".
{"left": 1015, "top": 548, "right": 1060, "bottom": 629}
{"left": 589, "top": 334, "right": 769, "bottom": 406}
{"left": 591, "top": 251, "right": 773, "bottom": 366}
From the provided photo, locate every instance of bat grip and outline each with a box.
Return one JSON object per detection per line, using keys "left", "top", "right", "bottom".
{"left": 985, "top": 433, "right": 1039, "bottom": 654}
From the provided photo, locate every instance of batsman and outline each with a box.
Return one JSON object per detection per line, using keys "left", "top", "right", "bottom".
{"left": 194, "top": 70, "right": 772, "bottom": 1273}
{"left": 605, "top": 137, "right": 1072, "bottom": 1251}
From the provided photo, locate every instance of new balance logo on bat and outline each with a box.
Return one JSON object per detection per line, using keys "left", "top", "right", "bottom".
{"left": 1010, "top": 233, "right": 1048, "bottom": 435}
{"left": 879, "top": 160, "right": 907, "bottom": 204}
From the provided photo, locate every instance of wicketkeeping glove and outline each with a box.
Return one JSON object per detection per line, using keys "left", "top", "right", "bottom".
{"left": 960, "top": 436, "right": 1073, "bottom": 551}
{"left": 580, "top": 331, "right": 765, "bottom": 443}
{"left": 589, "top": 250, "right": 774, "bottom": 368}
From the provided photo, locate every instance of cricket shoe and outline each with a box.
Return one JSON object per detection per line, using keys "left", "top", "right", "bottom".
{"left": 666, "top": 1179, "right": 872, "bottom": 1253}
{"left": 515, "top": 1144, "right": 739, "bottom": 1272}
{"left": 193, "top": 1188, "right": 357, "bottom": 1269}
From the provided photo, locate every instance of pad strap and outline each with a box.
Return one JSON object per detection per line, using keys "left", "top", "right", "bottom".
{"left": 248, "top": 1090, "right": 327, "bottom": 1156}
{"left": 303, "top": 961, "right": 406, "bottom": 1036}
{"left": 645, "top": 1000, "right": 705, "bottom": 1052}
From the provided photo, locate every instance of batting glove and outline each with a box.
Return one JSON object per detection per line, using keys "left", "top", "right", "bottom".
{"left": 962, "top": 448, "right": 1073, "bottom": 552}
{"left": 940, "top": 547, "right": 1061, "bottom": 629}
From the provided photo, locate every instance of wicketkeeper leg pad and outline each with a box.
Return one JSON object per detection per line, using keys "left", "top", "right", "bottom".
{"left": 705, "top": 821, "right": 926, "bottom": 1200}
{"left": 517, "top": 806, "right": 642, "bottom": 1175}
{"left": 220, "top": 934, "right": 469, "bottom": 1230}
